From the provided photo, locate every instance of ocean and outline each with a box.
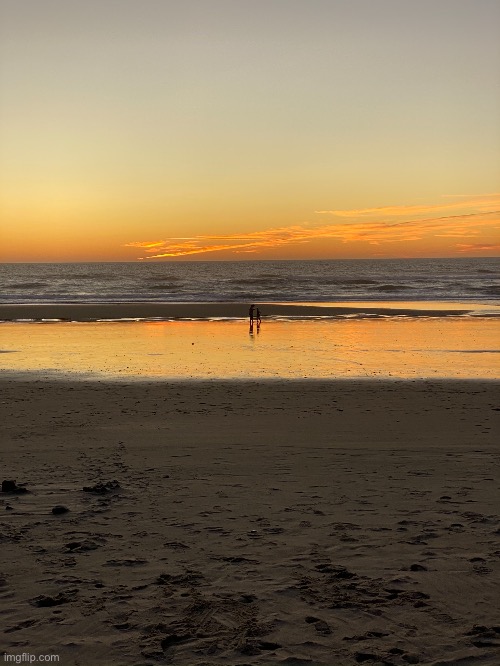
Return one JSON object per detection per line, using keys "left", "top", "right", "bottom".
{"left": 1, "top": 258, "right": 499, "bottom": 379}
{"left": 1, "top": 258, "right": 499, "bottom": 306}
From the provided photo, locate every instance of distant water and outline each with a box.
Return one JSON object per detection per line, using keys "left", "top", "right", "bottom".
{"left": 0, "top": 258, "right": 499, "bottom": 305}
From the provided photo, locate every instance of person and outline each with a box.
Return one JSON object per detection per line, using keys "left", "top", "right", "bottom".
{"left": 248, "top": 304, "right": 255, "bottom": 324}
{"left": 256, "top": 307, "right": 262, "bottom": 330}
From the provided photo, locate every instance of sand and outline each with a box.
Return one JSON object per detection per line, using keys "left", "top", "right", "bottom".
{"left": 1, "top": 378, "right": 499, "bottom": 665}
{"left": 0, "top": 302, "right": 480, "bottom": 322}
{"left": 2, "top": 317, "right": 500, "bottom": 382}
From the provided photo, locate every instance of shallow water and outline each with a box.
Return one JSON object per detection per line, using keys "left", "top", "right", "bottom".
{"left": 1, "top": 318, "right": 498, "bottom": 380}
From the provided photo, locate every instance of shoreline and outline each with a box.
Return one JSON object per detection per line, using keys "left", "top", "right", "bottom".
{"left": 0, "top": 301, "right": 495, "bottom": 321}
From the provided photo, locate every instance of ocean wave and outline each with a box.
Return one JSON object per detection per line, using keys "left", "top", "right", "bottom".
{"left": 323, "top": 278, "right": 379, "bottom": 285}
{"left": 233, "top": 277, "right": 289, "bottom": 286}
{"left": 372, "top": 284, "right": 409, "bottom": 291}
{"left": 1, "top": 258, "right": 499, "bottom": 305}
{"left": 255, "top": 272, "right": 285, "bottom": 278}
{"left": 9, "top": 282, "right": 48, "bottom": 289}
{"left": 63, "top": 273, "right": 118, "bottom": 280}
{"left": 148, "top": 283, "right": 184, "bottom": 291}
{"left": 480, "top": 286, "right": 500, "bottom": 296}
{"left": 144, "top": 275, "right": 182, "bottom": 282}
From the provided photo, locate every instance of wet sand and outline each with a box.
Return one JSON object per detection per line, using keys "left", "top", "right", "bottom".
{"left": 1, "top": 317, "right": 500, "bottom": 381}
{"left": 1, "top": 378, "right": 499, "bottom": 665}
{"left": 0, "top": 301, "right": 482, "bottom": 321}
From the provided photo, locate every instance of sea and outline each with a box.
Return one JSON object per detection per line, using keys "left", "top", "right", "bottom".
{"left": 1, "top": 258, "right": 499, "bottom": 379}
{"left": 1, "top": 258, "right": 499, "bottom": 308}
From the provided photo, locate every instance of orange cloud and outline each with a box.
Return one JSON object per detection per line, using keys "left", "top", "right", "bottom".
{"left": 124, "top": 195, "right": 500, "bottom": 258}
{"left": 456, "top": 243, "right": 500, "bottom": 253}
{"left": 126, "top": 241, "right": 167, "bottom": 249}
{"left": 315, "top": 195, "right": 500, "bottom": 218}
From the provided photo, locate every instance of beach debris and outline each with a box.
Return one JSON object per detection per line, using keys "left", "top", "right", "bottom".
{"left": 1, "top": 479, "right": 29, "bottom": 494}
{"left": 82, "top": 480, "right": 120, "bottom": 494}
{"left": 51, "top": 505, "right": 70, "bottom": 515}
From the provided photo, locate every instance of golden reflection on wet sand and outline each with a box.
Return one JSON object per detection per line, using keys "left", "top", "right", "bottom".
{"left": 1, "top": 318, "right": 498, "bottom": 380}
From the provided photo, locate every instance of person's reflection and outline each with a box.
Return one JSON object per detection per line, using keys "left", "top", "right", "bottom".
{"left": 249, "top": 304, "right": 255, "bottom": 335}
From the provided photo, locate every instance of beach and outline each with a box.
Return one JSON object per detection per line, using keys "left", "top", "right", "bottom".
{"left": 1, "top": 376, "right": 499, "bottom": 665}
{"left": 1, "top": 299, "right": 499, "bottom": 665}
{"left": 2, "top": 0, "right": 499, "bottom": 659}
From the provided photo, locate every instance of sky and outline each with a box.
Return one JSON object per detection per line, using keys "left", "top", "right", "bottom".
{"left": 1, "top": 0, "right": 499, "bottom": 262}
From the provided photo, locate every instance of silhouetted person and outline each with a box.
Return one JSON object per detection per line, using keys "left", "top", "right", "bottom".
{"left": 248, "top": 304, "right": 255, "bottom": 334}
{"left": 256, "top": 307, "right": 262, "bottom": 331}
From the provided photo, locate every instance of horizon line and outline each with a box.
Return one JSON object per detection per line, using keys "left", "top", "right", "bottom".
{"left": 1, "top": 255, "right": 499, "bottom": 265}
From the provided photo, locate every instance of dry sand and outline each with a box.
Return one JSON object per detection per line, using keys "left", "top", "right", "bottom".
{"left": 1, "top": 379, "right": 499, "bottom": 665}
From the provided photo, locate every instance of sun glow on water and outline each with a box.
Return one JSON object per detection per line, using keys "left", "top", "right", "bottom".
{"left": 1, "top": 319, "right": 498, "bottom": 381}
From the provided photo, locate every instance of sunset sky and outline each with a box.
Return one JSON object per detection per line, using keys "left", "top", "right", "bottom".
{"left": 1, "top": 0, "right": 499, "bottom": 262}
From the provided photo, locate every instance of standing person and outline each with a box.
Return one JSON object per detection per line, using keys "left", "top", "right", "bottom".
{"left": 256, "top": 307, "right": 262, "bottom": 329}
{"left": 248, "top": 304, "right": 255, "bottom": 324}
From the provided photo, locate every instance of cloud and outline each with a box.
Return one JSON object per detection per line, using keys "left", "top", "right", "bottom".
{"left": 124, "top": 194, "right": 500, "bottom": 258}
{"left": 130, "top": 231, "right": 312, "bottom": 258}
{"left": 455, "top": 243, "right": 500, "bottom": 253}
{"left": 315, "top": 195, "right": 500, "bottom": 219}
{"left": 126, "top": 241, "right": 167, "bottom": 249}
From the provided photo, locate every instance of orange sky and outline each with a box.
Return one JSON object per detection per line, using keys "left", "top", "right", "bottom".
{"left": 2, "top": 194, "right": 499, "bottom": 263}
{"left": 124, "top": 195, "right": 500, "bottom": 260}
{"left": 1, "top": 1, "right": 499, "bottom": 262}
